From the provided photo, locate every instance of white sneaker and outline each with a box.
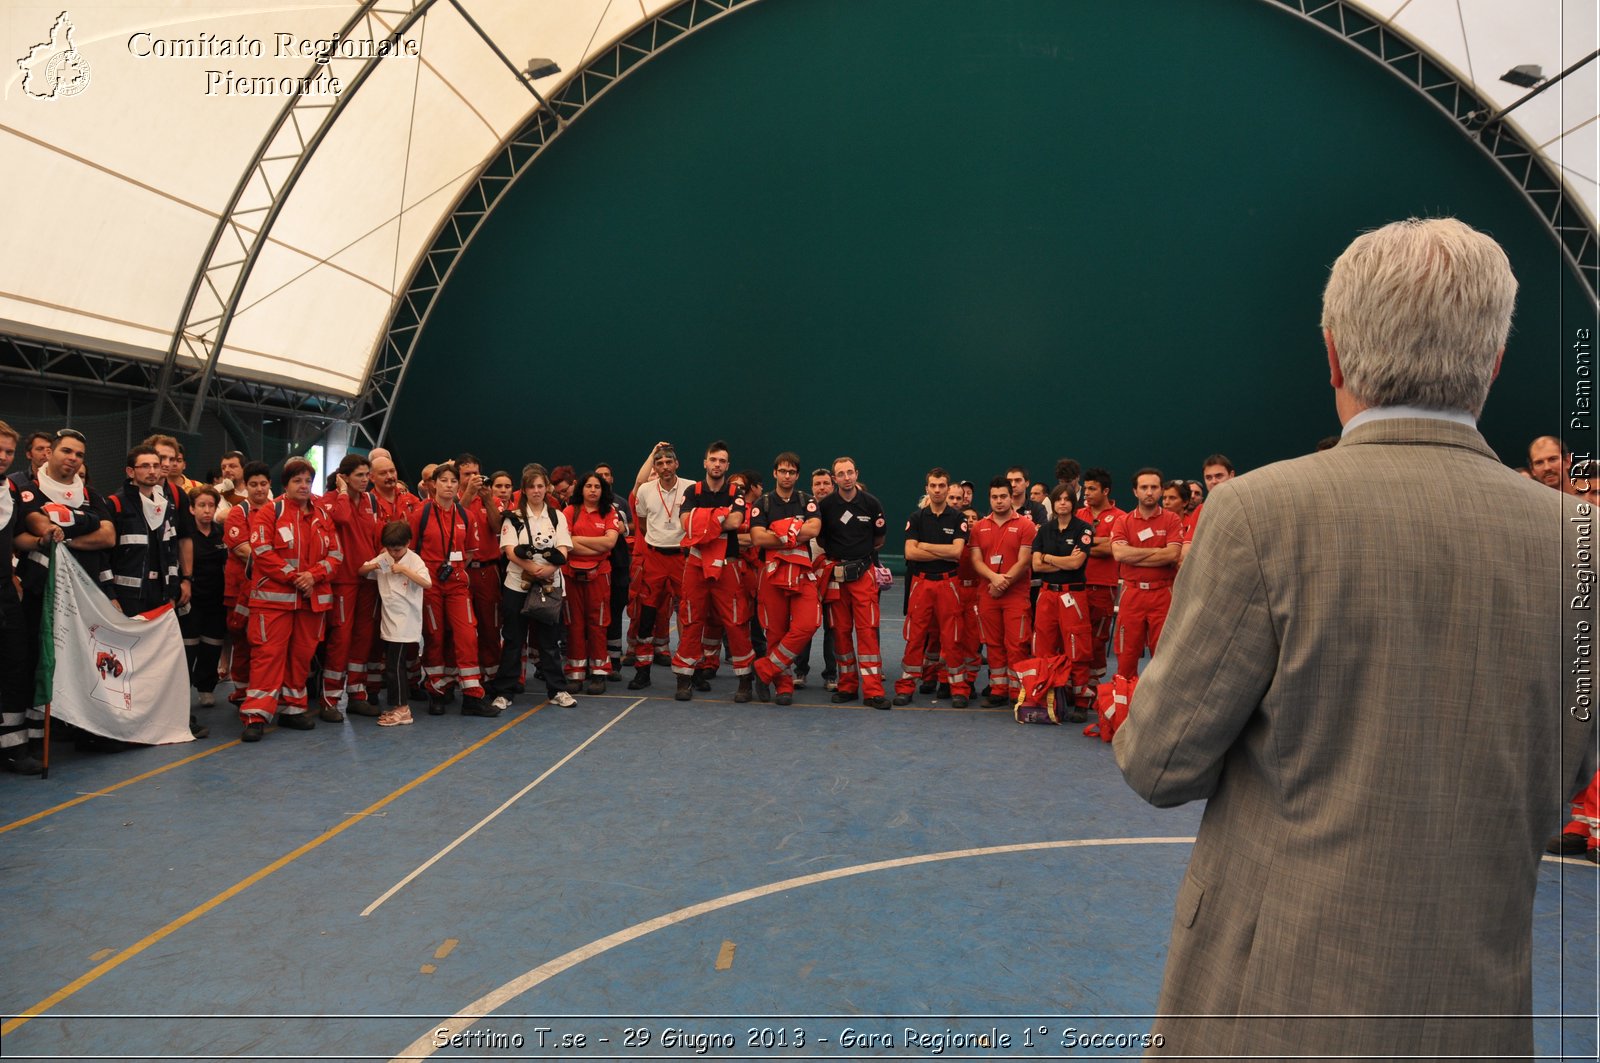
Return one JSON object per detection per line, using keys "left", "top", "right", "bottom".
{"left": 491, "top": 695, "right": 511, "bottom": 711}
{"left": 198, "top": 692, "right": 215, "bottom": 707}
{"left": 551, "top": 691, "right": 577, "bottom": 707}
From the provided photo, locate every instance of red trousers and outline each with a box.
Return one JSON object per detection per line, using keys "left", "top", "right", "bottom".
{"left": 1563, "top": 771, "right": 1600, "bottom": 843}
{"left": 1084, "top": 584, "right": 1117, "bottom": 673}
{"left": 1115, "top": 582, "right": 1172, "bottom": 679}
{"left": 754, "top": 569, "right": 822, "bottom": 694}
{"left": 673, "top": 561, "right": 753, "bottom": 676}
{"left": 949, "top": 581, "right": 982, "bottom": 693}
{"left": 977, "top": 588, "right": 1032, "bottom": 699}
{"left": 631, "top": 547, "right": 683, "bottom": 666}
{"left": 896, "top": 576, "right": 970, "bottom": 696}
{"left": 422, "top": 576, "right": 484, "bottom": 697}
{"left": 1033, "top": 586, "right": 1095, "bottom": 708}
{"left": 468, "top": 564, "right": 503, "bottom": 681}
{"left": 563, "top": 570, "right": 612, "bottom": 680}
{"left": 828, "top": 572, "right": 884, "bottom": 698}
{"left": 241, "top": 608, "right": 325, "bottom": 724}
{"left": 226, "top": 595, "right": 252, "bottom": 705}
{"left": 321, "top": 581, "right": 379, "bottom": 707}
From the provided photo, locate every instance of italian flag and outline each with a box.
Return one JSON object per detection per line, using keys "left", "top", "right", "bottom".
{"left": 33, "top": 543, "right": 194, "bottom": 748}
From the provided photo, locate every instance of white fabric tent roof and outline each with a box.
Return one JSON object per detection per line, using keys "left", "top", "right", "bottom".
{"left": 1, "top": 0, "right": 1594, "bottom": 400}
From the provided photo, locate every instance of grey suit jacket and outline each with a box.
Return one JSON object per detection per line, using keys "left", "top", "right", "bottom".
{"left": 1115, "top": 416, "right": 1595, "bottom": 1060}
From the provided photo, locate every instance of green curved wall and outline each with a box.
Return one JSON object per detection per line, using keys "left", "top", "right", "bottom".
{"left": 390, "top": 0, "right": 1591, "bottom": 521}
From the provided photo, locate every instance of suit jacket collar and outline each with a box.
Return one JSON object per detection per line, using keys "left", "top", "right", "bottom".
{"left": 1337, "top": 416, "right": 1500, "bottom": 463}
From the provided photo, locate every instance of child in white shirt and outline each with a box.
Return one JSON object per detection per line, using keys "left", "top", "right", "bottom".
{"left": 359, "top": 520, "right": 431, "bottom": 726}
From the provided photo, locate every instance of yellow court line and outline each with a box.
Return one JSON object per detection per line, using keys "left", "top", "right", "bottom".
{"left": 0, "top": 702, "right": 545, "bottom": 1037}
{"left": 0, "top": 739, "right": 242, "bottom": 837}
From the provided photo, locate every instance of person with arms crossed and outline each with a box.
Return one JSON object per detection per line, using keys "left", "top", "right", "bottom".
{"left": 967, "top": 475, "right": 1035, "bottom": 706}
{"left": 1108, "top": 468, "right": 1182, "bottom": 678}
{"left": 748, "top": 452, "right": 822, "bottom": 705}
{"left": 1030, "top": 483, "right": 1096, "bottom": 721}
{"left": 1114, "top": 217, "right": 1594, "bottom": 1059}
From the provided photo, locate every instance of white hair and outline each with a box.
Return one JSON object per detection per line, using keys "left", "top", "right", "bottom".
{"left": 1321, "top": 217, "right": 1517, "bottom": 417}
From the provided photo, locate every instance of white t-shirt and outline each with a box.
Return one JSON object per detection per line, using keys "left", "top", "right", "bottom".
{"left": 634, "top": 477, "right": 691, "bottom": 549}
{"left": 369, "top": 548, "right": 429, "bottom": 643}
{"left": 501, "top": 506, "right": 572, "bottom": 593}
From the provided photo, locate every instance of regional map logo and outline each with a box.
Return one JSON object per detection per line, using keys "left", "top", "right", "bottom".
{"left": 17, "top": 11, "right": 91, "bottom": 100}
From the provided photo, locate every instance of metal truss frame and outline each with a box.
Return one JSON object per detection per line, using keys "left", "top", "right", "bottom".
{"left": 348, "top": 0, "right": 764, "bottom": 447}
{"left": 30, "top": 0, "right": 1591, "bottom": 452}
{"left": 1270, "top": 0, "right": 1598, "bottom": 307}
{"left": 152, "top": 0, "right": 440, "bottom": 435}
{"left": 2, "top": 335, "right": 351, "bottom": 432}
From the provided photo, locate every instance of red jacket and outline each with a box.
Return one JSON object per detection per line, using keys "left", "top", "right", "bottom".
{"left": 329, "top": 489, "right": 380, "bottom": 584}
{"left": 222, "top": 501, "right": 254, "bottom": 605}
{"left": 247, "top": 497, "right": 338, "bottom": 613}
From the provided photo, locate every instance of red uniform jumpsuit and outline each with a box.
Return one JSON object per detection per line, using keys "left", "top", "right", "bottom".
{"left": 409, "top": 501, "right": 485, "bottom": 700}
{"left": 895, "top": 505, "right": 971, "bottom": 698}
{"left": 815, "top": 489, "right": 888, "bottom": 699}
{"left": 1031, "top": 515, "right": 1097, "bottom": 710}
{"left": 750, "top": 494, "right": 822, "bottom": 695}
{"left": 630, "top": 479, "right": 689, "bottom": 668}
{"left": 324, "top": 489, "right": 381, "bottom": 708}
{"left": 1561, "top": 771, "right": 1600, "bottom": 851}
{"left": 464, "top": 495, "right": 504, "bottom": 684}
{"left": 241, "top": 498, "right": 337, "bottom": 725}
{"left": 671, "top": 485, "right": 754, "bottom": 678}
{"left": 969, "top": 512, "right": 1037, "bottom": 701}
{"left": 1110, "top": 508, "right": 1183, "bottom": 678}
{"left": 562, "top": 503, "right": 624, "bottom": 682}
{"left": 222, "top": 501, "right": 255, "bottom": 705}
{"left": 949, "top": 522, "right": 983, "bottom": 695}
{"left": 1076, "top": 502, "right": 1125, "bottom": 674}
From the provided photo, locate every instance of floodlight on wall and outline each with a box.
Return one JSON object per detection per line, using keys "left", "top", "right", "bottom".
{"left": 524, "top": 58, "right": 560, "bottom": 80}
{"left": 448, "top": 0, "right": 565, "bottom": 122}
{"left": 1469, "top": 50, "right": 1597, "bottom": 134}
{"left": 1499, "top": 64, "right": 1544, "bottom": 89}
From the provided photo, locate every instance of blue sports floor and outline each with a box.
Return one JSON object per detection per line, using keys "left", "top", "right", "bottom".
{"left": 2, "top": 607, "right": 1596, "bottom": 1061}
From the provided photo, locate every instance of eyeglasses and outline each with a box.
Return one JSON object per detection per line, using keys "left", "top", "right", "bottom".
{"left": 54, "top": 428, "right": 86, "bottom": 443}
{"left": 132, "top": 462, "right": 162, "bottom": 471}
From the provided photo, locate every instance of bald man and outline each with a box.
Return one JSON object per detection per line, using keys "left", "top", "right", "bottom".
{"left": 1528, "top": 435, "right": 1573, "bottom": 493}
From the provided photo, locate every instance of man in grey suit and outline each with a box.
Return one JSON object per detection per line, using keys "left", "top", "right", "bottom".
{"left": 1115, "top": 217, "right": 1595, "bottom": 1060}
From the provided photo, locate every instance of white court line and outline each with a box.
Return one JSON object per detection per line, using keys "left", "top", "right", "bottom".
{"left": 388, "top": 835, "right": 1196, "bottom": 1060}
{"left": 361, "top": 698, "right": 646, "bottom": 917}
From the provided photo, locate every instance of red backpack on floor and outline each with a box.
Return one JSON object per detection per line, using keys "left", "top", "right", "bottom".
{"left": 1011, "top": 654, "right": 1077, "bottom": 724}
{"left": 1086, "top": 673, "right": 1137, "bottom": 741}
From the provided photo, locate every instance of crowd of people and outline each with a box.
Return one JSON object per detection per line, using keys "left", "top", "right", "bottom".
{"left": 0, "top": 416, "right": 1588, "bottom": 775}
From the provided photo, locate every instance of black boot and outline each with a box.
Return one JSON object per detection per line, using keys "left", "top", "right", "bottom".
{"left": 675, "top": 675, "right": 693, "bottom": 701}
{"left": 5, "top": 738, "right": 44, "bottom": 775}
{"left": 627, "top": 666, "right": 651, "bottom": 690}
{"left": 693, "top": 668, "right": 713, "bottom": 692}
{"left": 189, "top": 714, "right": 210, "bottom": 739}
{"left": 734, "top": 675, "right": 753, "bottom": 704}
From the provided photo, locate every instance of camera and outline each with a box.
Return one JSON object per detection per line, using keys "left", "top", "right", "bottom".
{"left": 436, "top": 562, "right": 454, "bottom": 582}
